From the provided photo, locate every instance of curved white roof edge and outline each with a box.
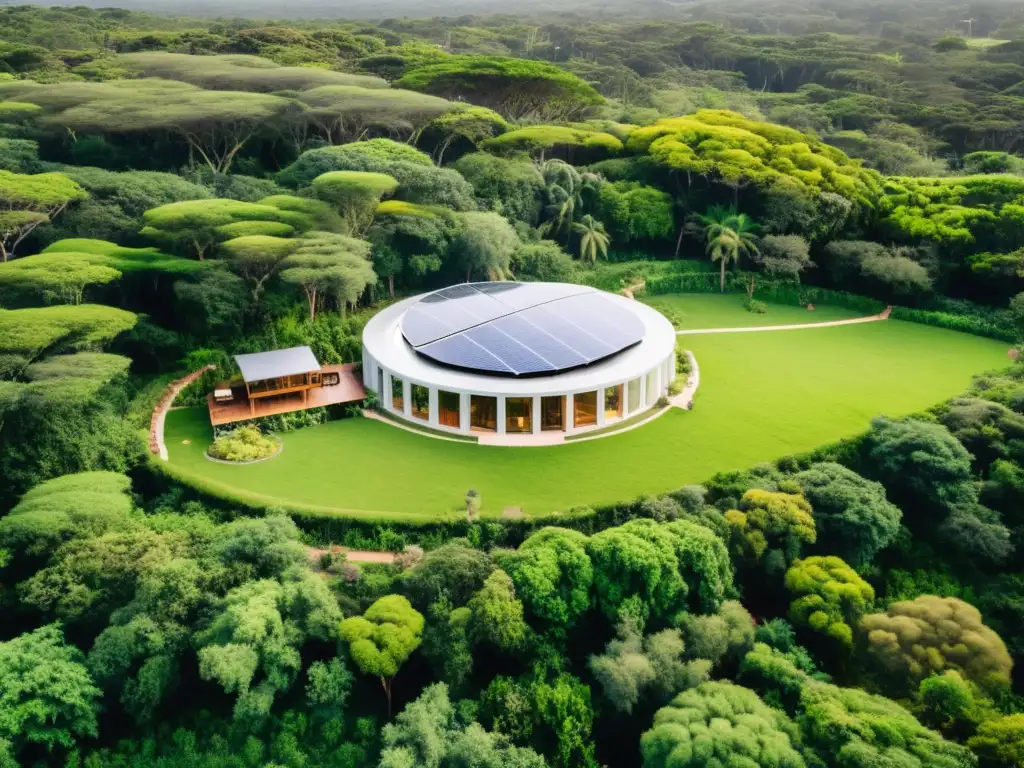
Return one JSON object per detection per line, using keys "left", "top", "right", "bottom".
{"left": 362, "top": 286, "right": 677, "bottom": 398}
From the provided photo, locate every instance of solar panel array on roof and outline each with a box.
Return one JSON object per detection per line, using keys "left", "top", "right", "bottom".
{"left": 400, "top": 283, "right": 644, "bottom": 377}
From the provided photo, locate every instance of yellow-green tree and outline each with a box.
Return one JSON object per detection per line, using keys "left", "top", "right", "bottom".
{"left": 784, "top": 555, "right": 874, "bottom": 648}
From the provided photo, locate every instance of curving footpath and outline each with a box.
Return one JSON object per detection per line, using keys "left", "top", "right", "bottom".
{"left": 150, "top": 365, "right": 216, "bottom": 461}
{"left": 675, "top": 306, "right": 891, "bottom": 336}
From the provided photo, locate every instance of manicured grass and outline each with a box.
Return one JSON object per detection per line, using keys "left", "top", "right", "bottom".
{"left": 641, "top": 293, "right": 865, "bottom": 329}
{"left": 163, "top": 317, "right": 1008, "bottom": 521}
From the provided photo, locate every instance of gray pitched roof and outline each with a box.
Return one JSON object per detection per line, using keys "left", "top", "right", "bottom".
{"left": 235, "top": 346, "right": 320, "bottom": 383}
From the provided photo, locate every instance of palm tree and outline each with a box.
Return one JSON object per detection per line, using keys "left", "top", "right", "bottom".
{"left": 690, "top": 206, "right": 760, "bottom": 291}
{"left": 573, "top": 215, "right": 611, "bottom": 263}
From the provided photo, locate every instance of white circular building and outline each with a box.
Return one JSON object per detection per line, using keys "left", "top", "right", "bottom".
{"left": 361, "top": 282, "right": 677, "bottom": 442}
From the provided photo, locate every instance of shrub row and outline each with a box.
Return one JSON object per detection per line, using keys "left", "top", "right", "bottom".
{"left": 890, "top": 305, "right": 1016, "bottom": 342}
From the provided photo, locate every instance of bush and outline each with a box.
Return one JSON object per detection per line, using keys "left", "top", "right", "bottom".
{"left": 744, "top": 298, "right": 768, "bottom": 314}
{"left": 207, "top": 426, "right": 279, "bottom": 462}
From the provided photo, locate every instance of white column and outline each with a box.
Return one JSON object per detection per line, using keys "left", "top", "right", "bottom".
{"left": 532, "top": 395, "right": 541, "bottom": 434}
{"left": 566, "top": 393, "right": 574, "bottom": 432}
{"left": 639, "top": 376, "right": 646, "bottom": 410}
{"left": 496, "top": 396, "right": 506, "bottom": 435}
{"left": 460, "top": 392, "right": 471, "bottom": 432}
{"left": 402, "top": 380, "right": 412, "bottom": 418}
{"left": 428, "top": 387, "right": 439, "bottom": 427}
{"left": 597, "top": 388, "right": 607, "bottom": 427}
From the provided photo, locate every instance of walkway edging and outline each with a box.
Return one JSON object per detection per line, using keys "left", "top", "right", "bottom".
{"left": 675, "top": 306, "right": 891, "bottom": 336}
{"left": 150, "top": 365, "right": 216, "bottom": 461}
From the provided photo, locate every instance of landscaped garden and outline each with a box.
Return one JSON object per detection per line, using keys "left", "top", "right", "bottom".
{"left": 640, "top": 293, "right": 866, "bottom": 329}
{"left": 162, "top": 296, "right": 1008, "bottom": 521}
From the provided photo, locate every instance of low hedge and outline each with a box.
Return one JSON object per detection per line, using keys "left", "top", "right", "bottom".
{"left": 890, "top": 305, "right": 1016, "bottom": 342}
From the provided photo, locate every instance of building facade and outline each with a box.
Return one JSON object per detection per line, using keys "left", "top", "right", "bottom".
{"left": 361, "top": 282, "right": 677, "bottom": 440}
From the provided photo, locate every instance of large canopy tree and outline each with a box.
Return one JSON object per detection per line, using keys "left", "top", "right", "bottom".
{"left": 278, "top": 231, "right": 375, "bottom": 320}
{"left": 397, "top": 56, "right": 603, "bottom": 121}
{"left": 0, "top": 170, "right": 87, "bottom": 261}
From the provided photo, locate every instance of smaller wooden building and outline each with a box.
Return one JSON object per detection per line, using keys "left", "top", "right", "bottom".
{"left": 208, "top": 346, "right": 365, "bottom": 426}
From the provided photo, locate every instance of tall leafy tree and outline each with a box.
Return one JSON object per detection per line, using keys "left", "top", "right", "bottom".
{"left": 0, "top": 170, "right": 87, "bottom": 261}
{"left": 278, "top": 232, "right": 374, "bottom": 320}
{"left": 690, "top": 205, "right": 760, "bottom": 291}
{"left": 452, "top": 211, "right": 518, "bottom": 282}
{"left": 340, "top": 594, "right": 424, "bottom": 715}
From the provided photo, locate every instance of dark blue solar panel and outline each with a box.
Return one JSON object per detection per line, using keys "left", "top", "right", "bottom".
{"left": 464, "top": 325, "right": 554, "bottom": 374}
{"left": 419, "top": 334, "right": 513, "bottom": 374}
{"left": 517, "top": 305, "right": 616, "bottom": 361}
{"left": 491, "top": 314, "right": 587, "bottom": 369}
{"left": 402, "top": 282, "right": 646, "bottom": 377}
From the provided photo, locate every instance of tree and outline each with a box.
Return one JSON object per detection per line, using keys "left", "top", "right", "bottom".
{"left": 423, "top": 106, "right": 509, "bottom": 164}
{"left": 968, "top": 714, "right": 1024, "bottom": 768}
{"left": 401, "top": 541, "right": 495, "bottom": 609}
{"left": 640, "top": 681, "right": 806, "bottom": 768}
{"left": 861, "top": 596, "right": 1013, "bottom": 694}
{"left": 141, "top": 198, "right": 295, "bottom": 260}
{"left": 467, "top": 569, "right": 529, "bottom": 652}
{"left": 689, "top": 205, "right": 760, "bottom": 291}
{"left": 219, "top": 235, "right": 295, "bottom": 301}
{"left": 725, "top": 489, "right": 816, "bottom": 574}
{"left": 311, "top": 171, "right": 398, "bottom": 236}
{"left": 379, "top": 683, "right": 546, "bottom": 768}
{"left": 572, "top": 214, "right": 611, "bottom": 263}
{"left": 794, "top": 462, "right": 902, "bottom": 566}
{"left": 497, "top": 527, "right": 592, "bottom": 638}
{"left": 587, "top": 518, "right": 688, "bottom": 625}
{"left": 0, "top": 624, "right": 101, "bottom": 759}
{"left": 0, "top": 170, "right": 87, "bottom": 260}
{"left": 197, "top": 566, "right": 342, "bottom": 724}
{"left": 278, "top": 232, "right": 374, "bottom": 320}
{"left": 512, "top": 241, "right": 577, "bottom": 282}
{"left": 305, "top": 658, "right": 354, "bottom": 719}
{"left": 396, "top": 56, "right": 603, "bottom": 121}
{"left": 0, "top": 251, "right": 121, "bottom": 305}
{"left": 750, "top": 234, "right": 812, "bottom": 295}
{"left": 677, "top": 600, "right": 756, "bottom": 667}
{"left": 481, "top": 125, "right": 622, "bottom": 161}
{"left": 452, "top": 211, "right": 518, "bottom": 282}
{"left": 339, "top": 594, "right": 424, "bottom": 715}
{"left": 785, "top": 556, "right": 874, "bottom": 648}
{"left": 454, "top": 152, "right": 545, "bottom": 225}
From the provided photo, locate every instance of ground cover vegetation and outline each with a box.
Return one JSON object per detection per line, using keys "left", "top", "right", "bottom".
{"left": 3, "top": 1, "right": 1024, "bottom": 766}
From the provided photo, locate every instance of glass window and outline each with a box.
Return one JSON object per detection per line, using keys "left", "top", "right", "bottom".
{"left": 627, "top": 377, "right": 642, "bottom": 414}
{"left": 470, "top": 395, "right": 497, "bottom": 432}
{"left": 541, "top": 395, "right": 565, "bottom": 431}
{"left": 438, "top": 390, "right": 460, "bottom": 428}
{"left": 505, "top": 397, "right": 532, "bottom": 433}
{"left": 391, "top": 376, "right": 404, "bottom": 411}
{"left": 411, "top": 384, "right": 429, "bottom": 421}
{"left": 604, "top": 384, "right": 623, "bottom": 420}
{"left": 646, "top": 369, "right": 658, "bottom": 406}
{"left": 574, "top": 390, "right": 598, "bottom": 428}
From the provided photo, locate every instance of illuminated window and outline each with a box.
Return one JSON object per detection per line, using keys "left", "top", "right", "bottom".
{"left": 505, "top": 397, "right": 532, "bottom": 433}
{"left": 574, "top": 390, "right": 598, "bottom": 428}
{"left": 391, "top": 376, "right": 404, "bottom": 411}
{"left": 541, "top": 396, "right": 565, "bottom": 431}
{"left": 470, "top": 395, "right": 497, "bottom": 432}
{"left": 604, "top": 384, "right": 623, "bottom": 420}
{"left": 411, "top": 384, "right": 429, "bottom": 421}
{"left": 438, "top": 390, "right": 460, "bottom": 428}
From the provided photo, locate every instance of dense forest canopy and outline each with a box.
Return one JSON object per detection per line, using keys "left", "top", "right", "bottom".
{"left": 2, "top": 1, "right": 1024, "bottom": 767}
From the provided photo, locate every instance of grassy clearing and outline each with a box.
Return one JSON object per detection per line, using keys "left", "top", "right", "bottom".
{"left": 163, "top": 314, "right": 1008, "bottom": 521}
{"left": 641, "top": 293, "right": 865, "bottom": 329}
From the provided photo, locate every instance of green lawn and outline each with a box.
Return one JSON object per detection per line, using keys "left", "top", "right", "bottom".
{"left": 163, "top": 313, "right": 1008, "bottom": 522}
{"left": 641, "top": 293, "right": 864, "bottom": 329}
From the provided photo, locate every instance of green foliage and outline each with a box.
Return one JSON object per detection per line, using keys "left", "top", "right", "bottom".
{"left": 512, "top": 241, "right": 577, "bottom": 282}
{"left": 454, "top": 152, "right": 545, "bottom": 224}
{"left": 0, "top": 624, "right": 100, "bottom": 758}
{"left": 724, "top": 489, "right": 816, "bottom": 573}
{"left": 466, "top": 569, "right": 529, "bottom": 652}
{"left": 0, "top": 169, "right": 87, "bottom": 260}
{"left": 452, "top": 211, "right": 518, "bottom": 281}
{"left": 278, "top": 231, "right": 374, "bottom": 321}
{"left": 785, "top": 555, "right": 874, "bottom": 648}
{"left": 481, "top": 124, "right": 622, "bottom": 158}
{"left": 207, "top": 426, "right": 278, "bottom": 462}
{"left": 640, "top": 681, "right": 806, "bottom": 768}
{"left": 402, "top": 540, "right": 495, "bottom": 609}
{"left": 340, "top": 594, "right": 424, "bottom": 711}
{"left": 498, "top": 527, "right": 591, "bottom": 637}
{"left": 968, "top": 714, "right": 1024, "bottom": 768}
{"left": 311, "top": 170, "right": 398, "bottom": 236}
{"left": 0, "top": 250, "right": 120, "bottom": 305}
{"left": 397, "top": 56, "right": 603, "bottom": 121}
{"left": 794, "top": 461, "right": 902, "bottom": 566}
{"left": 861, "top": 596, "right": 1014, "bottom": 693}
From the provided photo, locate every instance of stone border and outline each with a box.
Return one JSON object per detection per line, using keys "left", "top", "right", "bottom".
{"left": 204, "top": 434, "right": 284, "bottom": 465}
{"left": 150, "top": 365, "right": 216, "bottom": 461}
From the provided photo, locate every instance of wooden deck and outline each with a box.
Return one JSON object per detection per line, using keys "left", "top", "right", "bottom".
{"left": 208, "top": 364, "right": 366, "bottom": 427}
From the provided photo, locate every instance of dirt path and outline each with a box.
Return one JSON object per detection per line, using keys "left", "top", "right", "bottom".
{"left": 307, "top": 546, "right": 397, "bottom": 565}
{"left": 675, "top": 307, "right": 890, "bottom": 336}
